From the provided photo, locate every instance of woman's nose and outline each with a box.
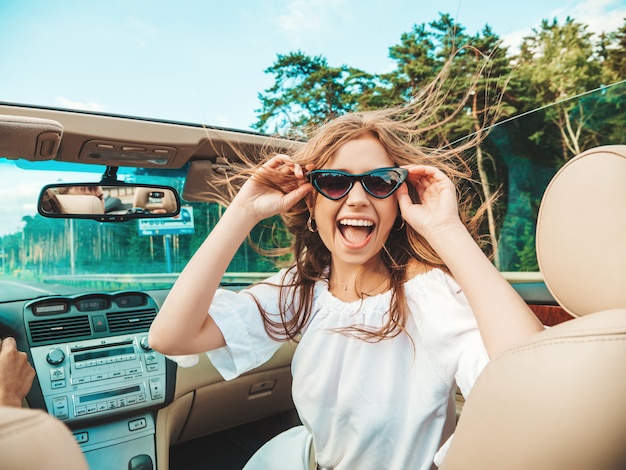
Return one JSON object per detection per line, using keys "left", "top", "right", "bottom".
{"left": 345, "top": 181, "right": 369, "bottom": 205}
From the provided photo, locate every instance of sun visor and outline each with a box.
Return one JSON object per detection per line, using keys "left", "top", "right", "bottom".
{"left": 182, "top": 159, "right": 242, "bottom": 203}
{"left": 0, "top": 115, "right": 63, "bottom": 160}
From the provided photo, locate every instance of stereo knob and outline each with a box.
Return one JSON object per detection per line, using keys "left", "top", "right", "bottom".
{"left": 139, "top": 336, "right": 152, "bottom": 351}
{"left": 46, "top": 349, "right": 65, "bottom": 365}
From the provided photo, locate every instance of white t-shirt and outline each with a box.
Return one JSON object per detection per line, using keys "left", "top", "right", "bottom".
{"left": 170, "top": 268, "right": 489, "bottom": 470}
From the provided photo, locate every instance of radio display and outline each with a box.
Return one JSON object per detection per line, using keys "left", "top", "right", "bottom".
{"left": 76, "top": 298, "right": 109, "bottom": 311}
{"left": 74, "top": 346, "right": 134, "bottom": 363}
{"left": 33, "top": 302, "right": 68, "bottom": 315}
{"left": 79, "top": 385, "right": 141, "bottom": 403}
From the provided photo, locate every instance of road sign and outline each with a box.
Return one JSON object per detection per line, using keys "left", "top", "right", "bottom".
{"left": 138, "top": 206, "right": 195, "bottom": 236}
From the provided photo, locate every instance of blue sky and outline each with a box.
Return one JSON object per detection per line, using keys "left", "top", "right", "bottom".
{"left": 0, "top": 0, "right": 624, "bottom": 131}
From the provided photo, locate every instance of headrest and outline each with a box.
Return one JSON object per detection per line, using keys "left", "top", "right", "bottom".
{"left": 56, "top": 194, "right": 105, "bottom": 214}
{"left": 536, "top": 145, "right": 626, "bottom": 317}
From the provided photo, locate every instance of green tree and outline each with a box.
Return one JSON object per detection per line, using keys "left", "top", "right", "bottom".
{"left": 253, "top": 51, "right": 375, "bottom": 136}
{"left": 514, "top": 18, "right": 604, "bottom": 161}
{"left": 382, "top": 23, "right": 437, "bottom": 104}
{"left": 601, "top": 18, "right": 626, "bottom": 82}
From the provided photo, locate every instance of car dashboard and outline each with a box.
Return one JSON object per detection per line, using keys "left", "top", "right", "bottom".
{"left": 1, "top": 291, "right": 171, "bottom": 468}
{"left": 0, "top": 287, "right": 297, "bottom": 470}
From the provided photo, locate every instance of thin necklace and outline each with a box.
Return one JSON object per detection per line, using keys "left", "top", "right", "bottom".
{"left": 331, "top": 274, "right": 389, "bottom": 297}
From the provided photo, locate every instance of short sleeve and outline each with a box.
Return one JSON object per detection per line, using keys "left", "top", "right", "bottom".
{"left": 206, "top": 287, "right": 284, "bottom": 380}
{"left": 169, "top": 269, "right": 295, "bottom": 381}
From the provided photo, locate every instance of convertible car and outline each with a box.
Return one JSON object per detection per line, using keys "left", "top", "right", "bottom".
{"left": 0, "top": 80, "right": 624, "bottom": 470}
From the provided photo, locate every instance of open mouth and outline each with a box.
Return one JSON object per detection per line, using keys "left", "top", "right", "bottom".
{"left": 338, "top": 218, "right": 375, "bottom": 246}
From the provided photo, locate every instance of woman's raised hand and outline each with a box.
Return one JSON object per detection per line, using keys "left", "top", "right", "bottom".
{"left": 396, "top": 165, "right": 462, "bottom": 240}
{"left": 231, "top": 155, "right": 312, "bottom": 222}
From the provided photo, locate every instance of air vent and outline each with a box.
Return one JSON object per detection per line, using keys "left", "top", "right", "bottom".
{"left": 29, "top": 316, "right": 91, "bottom": 343}
{"left": 107, "top": 309, "right": 157, "bottom": 333}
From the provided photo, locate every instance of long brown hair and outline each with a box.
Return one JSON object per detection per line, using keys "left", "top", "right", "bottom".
{"left": 212, "top": 49, "right": 503, "bottom": 343}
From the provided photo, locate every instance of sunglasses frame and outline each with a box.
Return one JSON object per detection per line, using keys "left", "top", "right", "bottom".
{"left": 307, "top": 167, "right": 408, "bottom": 200}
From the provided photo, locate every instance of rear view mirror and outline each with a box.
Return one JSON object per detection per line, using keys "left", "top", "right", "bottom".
{"left": 38, "top": 183, "right": 181, "bottom": 222}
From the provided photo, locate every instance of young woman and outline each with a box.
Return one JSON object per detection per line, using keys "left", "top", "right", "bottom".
{"left": 149, "top": 71, "right": 544, "bottom": 469}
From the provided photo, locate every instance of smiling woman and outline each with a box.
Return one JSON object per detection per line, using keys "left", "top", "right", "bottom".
{"left": 148, "top": 55, "right": 545, "bottom": 469}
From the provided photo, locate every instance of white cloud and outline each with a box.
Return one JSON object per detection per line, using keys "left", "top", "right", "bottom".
{"left": 501, "top": 0, "right": 625, "bottom": 53}
{"left": 569, "top": 0, "right": 626, "bottom": 35}
{"left": 276, "top": 0, "right": 351, "bottom": 35}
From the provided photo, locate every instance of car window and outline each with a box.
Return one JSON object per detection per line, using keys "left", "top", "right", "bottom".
{"left": 0, "top": 162, "right": 279, "bottom": 295}
{"left": 486, "top": 80, "right": 626, "bottom": 272}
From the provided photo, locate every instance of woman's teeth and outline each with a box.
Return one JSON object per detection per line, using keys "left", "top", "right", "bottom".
{"left": 339, "top": 219, "right": 374, "bottom": 227}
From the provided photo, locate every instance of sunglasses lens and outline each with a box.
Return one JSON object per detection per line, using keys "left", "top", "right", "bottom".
{"left": 309, "top": 168, "right": 407, "bottom": 200}
{"left": 363, "top": 169, "right": 406, "bottom": 198}
{"left": 314, "top": 173, "right": 351, "bottom": 199}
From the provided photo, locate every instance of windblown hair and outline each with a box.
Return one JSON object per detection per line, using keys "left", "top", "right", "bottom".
{"left": 210, "top": 49, "right": 504, "bottom": 343}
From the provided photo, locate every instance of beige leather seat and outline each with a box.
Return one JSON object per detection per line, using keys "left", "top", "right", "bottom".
{"left": 57, "top": 194, "right": 105, "bottom": 214}
{"left": 439, "top": 145, "right": 626, "bottom": 470}
{"left": 0, "top": 406, "right": 88, "bottom": 469}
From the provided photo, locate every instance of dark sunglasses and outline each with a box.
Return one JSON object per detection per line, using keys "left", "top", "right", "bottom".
{"left": 307, "top": 167, "right": 408, "bottom": 200}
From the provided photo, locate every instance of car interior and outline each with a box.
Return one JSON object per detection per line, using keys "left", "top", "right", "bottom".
{"left": 0, "top": 97, "right": 624, "bottom": 470}
{"left": 0, "top": 104, "right": 301, "bottom": 470}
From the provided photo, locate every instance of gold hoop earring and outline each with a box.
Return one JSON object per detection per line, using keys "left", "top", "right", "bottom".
{"left": 393, "top": 217, "right": 405, "bottom": 231}
{"left": 307, "top": 216, "right": 318, "bottom": 232}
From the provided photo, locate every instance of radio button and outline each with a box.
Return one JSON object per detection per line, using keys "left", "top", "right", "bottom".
{"left": 50, "top": 367, "right": 65, "bottom": 381}
{"left": 46, "top": 349, "right": 65, "bottom": 366}
{"left": 52, "top": 397, "right": 69, "bottom": 419}
{"left": 128, "top": 418, "right": 147, "bottom": 431}
{"left": 72, "top": 376, "right": 91, "bottom": 385}
{"left": 74, "top": 432, "right": 89, "bottom": 444}
{"left": 51, "top": 380, "right": 66, "bottom": 389}
{"left": 90, "top": 373, "right": 108, "bottom": 381}
{"left": 139, "top": 336, "right": 151, "bottom": 351}
{"left": 75, "top": 406, "right": 87, "bottom": 416}
{"left": 145, "top": 353, "right": 158, "bottom": 364}
{"left": 86, "top": 404, "right": 97, "bottom": 414}
{"left": 97, "top": 402, "right": 108, "bottom": 412}
{"left": 149, "top": 379, "right": 163, "bottom": 400}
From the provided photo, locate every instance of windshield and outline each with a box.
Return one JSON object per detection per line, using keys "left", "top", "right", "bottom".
{"left": 0, "top": 161, "right": 282, "bottom": 294}
{"left": 1, "top": 81, "right": 624, "bottom": 295}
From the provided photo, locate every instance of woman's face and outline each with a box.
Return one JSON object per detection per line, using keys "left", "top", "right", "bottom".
{"left": 313, "top": 135, "right": 399, "bottom": 270}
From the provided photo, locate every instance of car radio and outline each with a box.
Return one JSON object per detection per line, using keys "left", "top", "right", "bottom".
{"left": 30, "top": 333, "right": 167, "bottom": 423}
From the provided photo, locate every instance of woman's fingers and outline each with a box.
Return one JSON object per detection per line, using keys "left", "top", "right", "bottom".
{"left": 261, "top": 154, "right": 308, "bottom": 181}
{"left": 397, "top": 165, "right": 461, "bottom": 236}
